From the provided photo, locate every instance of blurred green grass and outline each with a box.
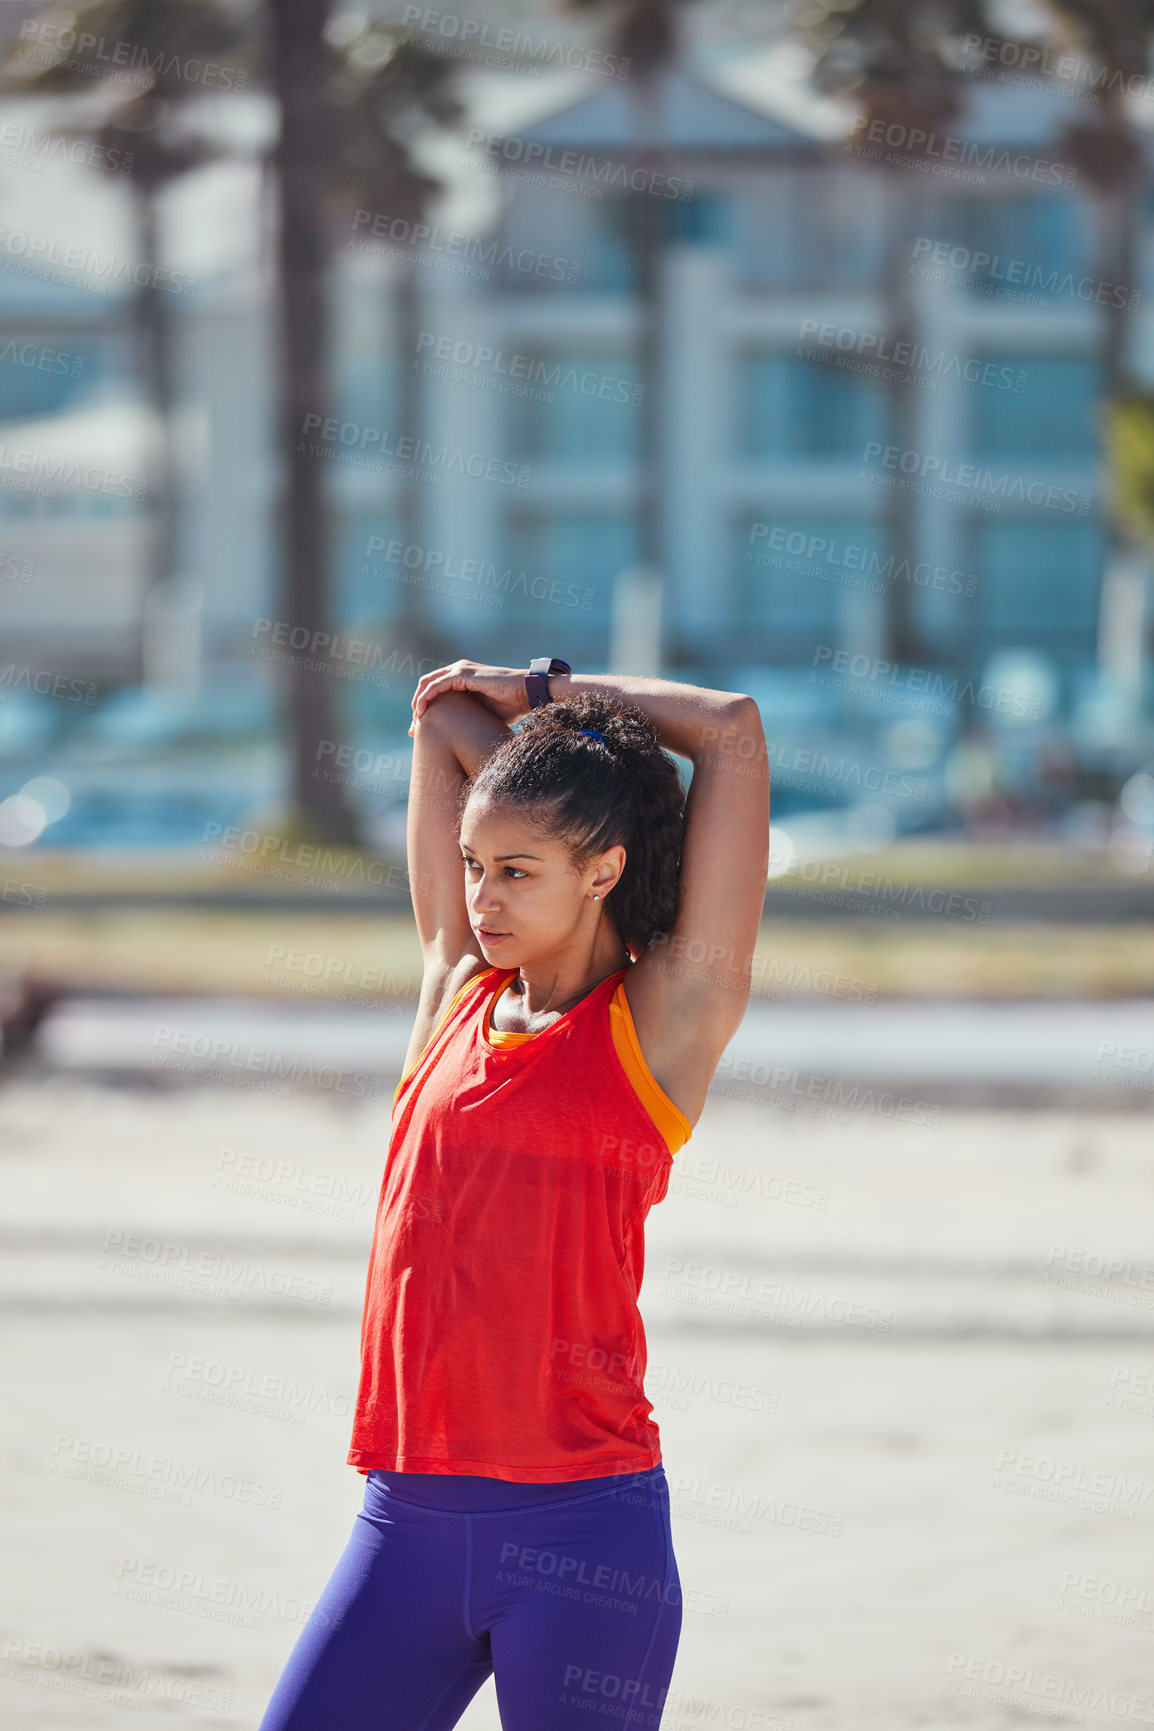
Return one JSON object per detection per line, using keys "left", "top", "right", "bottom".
{"left": 3, "top": 839, "right": 1151, "bottom": 1000}
{"left": 9, "top": 836, "right": 1143, "bottom": 895}
{"left": 3, "top": 907, "right": 1153, "bottom": 999}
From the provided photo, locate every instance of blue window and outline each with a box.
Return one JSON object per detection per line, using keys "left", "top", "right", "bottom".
{"left": 942, "top": 195, "right": 1091, "bottom": 296}
{"left": 497, "top": 190, "right": 732, "bottom": 295}
{"left": 966, "top": 355, "right": 1100, "bottom": 458}
{"left": 575, "top": 193, "right": 734, "bottom": 294}
{"left": 0, "top": 486, "right": 137, "bottom": 519}
{"left": 736, "top": 171, "right": 885, "bottom": 289}
{"left": 0, "top": 338, "right": 106, "bottom": 421}
{"left": 968, "top": 518, "right": 1102, "bottom": 662}
{"left": 499, "top": 195, "right": 630, "bottom": 294}
{"left": 805, "top": 170, "right": 886, "bottom": 286}
{"left": 333, "top": 343, "right": 396, "bottom": 440}
{"left": 51, "top": 490, "right": 138, "bottom": 518}
{"left": 504, "top": 511, "right": 631, "bottom": 629}
{"left": 663, "top": 192, "right": 733, "bottom": 246}
{"left": 335, "top": 509, "right": 400, "bottom": 627}
{"left": 738, "top": 514, "right": 885, "bottom": 653}
{"left": 563, "top": 204, "right": 633, "bottom": 293}
{"left": 740, "top": 354, "right": 885, "bottom": 458}
{"left": 508, "top": 350, "right": 640, "bottom": 460}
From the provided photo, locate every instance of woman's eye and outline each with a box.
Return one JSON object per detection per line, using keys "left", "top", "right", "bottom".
{"left": 461, "top": 858, "right": 525, "bottom": 879}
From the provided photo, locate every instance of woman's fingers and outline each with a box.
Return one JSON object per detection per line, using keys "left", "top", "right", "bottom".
{"left": 409, "top": 662, "right": 529, "bottom": 723}
{"left": 412, "top": 662, "right": 465, "bottom": 710}
{"left": 413, "top": 660, "right": 466, "bottom": 694}
{"left": 413, "top": 671, "right": 477, "bottom": 717}
{"left": 412, "top": 664, "right": 465, "bottom": 716}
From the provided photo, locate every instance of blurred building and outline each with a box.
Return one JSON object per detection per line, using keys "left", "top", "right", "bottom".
{"left": 1, "top": 61, "right": 1151, "bottom": 836}
{"left": 400, "top": 72, "right": 1119, "bottom": 705}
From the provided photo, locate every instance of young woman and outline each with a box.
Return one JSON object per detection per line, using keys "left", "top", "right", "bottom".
{"left": 260, "top": 658, "right": 769, "bottom": 1731}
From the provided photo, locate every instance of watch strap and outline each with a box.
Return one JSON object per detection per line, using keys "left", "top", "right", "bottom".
{"left": 525, "top": 656, "right": 571, "bottom": 709}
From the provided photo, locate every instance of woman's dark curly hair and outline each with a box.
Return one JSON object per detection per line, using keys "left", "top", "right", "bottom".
{"left": 459, "top": 693, "right": 685, "bottom": 956}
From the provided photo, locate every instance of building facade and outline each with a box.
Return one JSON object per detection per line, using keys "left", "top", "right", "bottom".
{"left": 0, "top": 66, "right": 1145, "bottom": 787}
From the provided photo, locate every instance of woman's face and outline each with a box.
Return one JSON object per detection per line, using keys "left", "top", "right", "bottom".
{"left": 459, "top": 797, "right": 624, "bottom": 967}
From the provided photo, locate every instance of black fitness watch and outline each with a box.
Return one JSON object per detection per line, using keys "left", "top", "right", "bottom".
{"left": 524, "top": 657, "right": 571, "bottom": 709}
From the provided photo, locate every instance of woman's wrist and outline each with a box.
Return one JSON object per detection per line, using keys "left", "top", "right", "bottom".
{"left": 409, "top": 661, "right": 759, "bottom": 769}
{"left": 547, "top": 671, "right": 752, "bottom": 763}
{"left": 524, "top": 657, "right": 570, "bottom": 711}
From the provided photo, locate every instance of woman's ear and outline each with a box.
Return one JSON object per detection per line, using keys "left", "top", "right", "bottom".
{"left": 601, "top": 842, "right": 627, "bottom": 895}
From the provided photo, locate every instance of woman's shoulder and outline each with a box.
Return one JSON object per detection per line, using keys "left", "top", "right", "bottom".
{"left": 430, "top": 958, "right": 501, "bottom": 1024}
{"left": 399, "top": 959, "right": 499, "bottom": 1084}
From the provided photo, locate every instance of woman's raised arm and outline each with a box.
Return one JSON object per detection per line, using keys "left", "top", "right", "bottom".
{"left": 400, "top": 690, "right": 511, "bottom": 1076}
{"left": 546, "top": 674, "right": 770, "bottom": 1114}
{"left": 410, "top": 661, "right": 770, "bottom": 1121}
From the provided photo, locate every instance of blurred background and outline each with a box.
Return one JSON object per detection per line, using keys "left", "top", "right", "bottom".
{"left": 3, "top": 0, "right": 1154, "bottom": 1727}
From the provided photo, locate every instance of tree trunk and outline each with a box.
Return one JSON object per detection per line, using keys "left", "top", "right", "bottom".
{"left": 627, "top": 77, "right": 666, "bottom": 661}
{"left": 881, "top": 179, "right": 922, "bottom": 666}
{"left": 392, "top": 254, "right": 441, "bottom": 666}
{"left": 1095, "top": 169, "right": 1147, "bottom": 705}
{"left": 269, "top": 0, "right": 359, "bottom": 845}
{"left": 134, "top": 186, "right": 179, "bottom": 682}
{"left": 1099, "top": 172, "right": 1139, "bottom": 432}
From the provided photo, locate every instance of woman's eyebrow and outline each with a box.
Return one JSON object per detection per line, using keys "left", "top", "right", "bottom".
{"left": 459, "top": 846, "right": 543, "bottom": 862}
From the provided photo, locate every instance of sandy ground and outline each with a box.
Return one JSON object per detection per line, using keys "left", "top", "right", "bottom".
{"left": 2, "top": 1074, "right": 1154, "bottom": 1731}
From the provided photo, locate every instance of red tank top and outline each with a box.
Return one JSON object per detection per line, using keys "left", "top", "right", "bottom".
{"left": 347, "top": 965, "right": 690, "bottom": 1482}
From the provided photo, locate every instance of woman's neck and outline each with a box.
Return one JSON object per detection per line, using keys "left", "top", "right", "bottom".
{"left": 506, "top": 962, "right": 624, "bottom": 1020}
{"left": 497, "top": 934, "right": 630, "bottom": 1025}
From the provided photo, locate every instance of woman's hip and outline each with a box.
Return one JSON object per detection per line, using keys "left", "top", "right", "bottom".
{"left": 364, "top": 1461, "right": 670, "bottom": 1517}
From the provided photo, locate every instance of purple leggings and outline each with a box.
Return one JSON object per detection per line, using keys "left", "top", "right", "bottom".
{"left": 259, "top": 1463, "right": 682, "bottom": 1731}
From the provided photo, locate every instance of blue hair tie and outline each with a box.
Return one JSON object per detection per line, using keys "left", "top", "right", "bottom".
{"left": 578, "top": 727, "right": 608, "bottom": 744}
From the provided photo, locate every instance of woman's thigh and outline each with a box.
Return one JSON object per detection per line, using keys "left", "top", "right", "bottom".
{"left": 259, "top": 1495, "right": 492, "bottom": 1731}
{"left": 473, "top": 1471, "right": 683, "bottom": 1731}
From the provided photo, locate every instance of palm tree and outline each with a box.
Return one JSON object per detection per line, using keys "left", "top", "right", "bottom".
{"left": 563, "top": 0, "right": 690, "bottom": 667}
{"left": 1040, "top": 3, "right": 1150, "bottom": 397}
{"left": 1040, "top": 6, "right": 1154, "bottom": 723}
{"left": 6, "top": 1, "right": 464, "bottom": 844}
{"left": 794, "top": 1, "right": 1154, "bottom": 666}
{"left": 2, "top": 0, "right": 247, "bottom": 679}
{"left": 330, "top": 22, "right": 463, "bottom": 674}
{"left": 267, "top": 10, "right": 464, "bottom": 842}
{"left": 789, "top": 0, "right": 993, "bottom": 666}
{"left": 562, "top": 0, "right": 988, "bottom": 668}
{"left": 94, "top": 95, "right": 215, "bottom": 666}
{"left": 267, "top": 0, "right": 361, "bottom": 844}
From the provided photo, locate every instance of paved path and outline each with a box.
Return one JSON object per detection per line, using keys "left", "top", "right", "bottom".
{"left": 34, "top": 995, "right": 1154, "bottom": 1090}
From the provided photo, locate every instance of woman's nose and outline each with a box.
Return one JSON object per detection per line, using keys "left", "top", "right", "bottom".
{"left": 472, "top": 876, "right": 502, "bottom": 909}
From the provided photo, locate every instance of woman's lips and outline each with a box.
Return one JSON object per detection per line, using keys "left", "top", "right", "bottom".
{"left": 476, "top": 927, "right": 509, "bottom": 940}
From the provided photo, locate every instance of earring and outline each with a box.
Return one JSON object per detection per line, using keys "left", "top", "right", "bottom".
{"left": 593, "top": 894, "right": 600, "bottom": 901}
